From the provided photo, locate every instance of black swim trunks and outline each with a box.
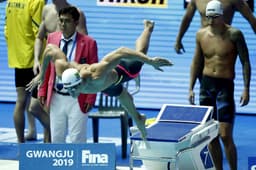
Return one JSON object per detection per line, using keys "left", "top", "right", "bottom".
{"left": 102, "top": 60, "right": 143, "bottom": 96}
{"left": 199, "top": 75, "right": 235, "bottom": 124}
{"left": 15, "top": 68, "right": 35, "bottom": 88}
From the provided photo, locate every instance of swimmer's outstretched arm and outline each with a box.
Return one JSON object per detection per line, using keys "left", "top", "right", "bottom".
{"left": 102, "top": 47, "right": 173, "bottom": 72}
{"left": 40, "top": 44, "right": 68, "bottom": 82}
{"left": 40, "top": 44, "right": 87, "bottom": 83}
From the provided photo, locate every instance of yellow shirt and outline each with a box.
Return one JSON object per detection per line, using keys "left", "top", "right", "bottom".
{"left": 4, "top": 0, "right": 45, "bottom": 68}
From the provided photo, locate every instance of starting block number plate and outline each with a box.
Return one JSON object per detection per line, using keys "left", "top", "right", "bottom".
{"left": 19, "top": 143, "right": 116, "bottom": 170}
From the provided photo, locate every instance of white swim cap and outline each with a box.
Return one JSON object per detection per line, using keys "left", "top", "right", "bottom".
{"left": 62, "top": 68, "right": 82, "bottom": 88}
{"left": 206, "top": 0, "right": 223, "bottom": 16}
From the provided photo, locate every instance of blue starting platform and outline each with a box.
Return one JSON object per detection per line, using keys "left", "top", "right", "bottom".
{"left": 130, "top": 104, "right": 219, "bottom": 170}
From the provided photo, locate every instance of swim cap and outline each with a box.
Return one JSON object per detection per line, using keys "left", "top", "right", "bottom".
{"left": 62, "top": 68, "right": 82, "bottom": 88}
{"left": 206, "top": 0, "right": 223, "bottom": 16}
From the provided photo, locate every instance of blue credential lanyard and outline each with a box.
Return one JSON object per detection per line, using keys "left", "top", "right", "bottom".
{"left": 66, "top": 38, "right": 77, "bottom": 61}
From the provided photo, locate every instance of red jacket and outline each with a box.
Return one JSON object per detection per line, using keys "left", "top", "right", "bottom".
{"left": 38, "top": 31, "right": 98, "bottom": 113}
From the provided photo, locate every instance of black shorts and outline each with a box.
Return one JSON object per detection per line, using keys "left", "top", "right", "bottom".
{"left": 102, "top": 60, "right": 143, "bottom": 96}
{"left": 199, "top": 76, "right": 235, "bottom": 124}
{"left": 15, "top": 68, "right": 35, "bottom": 88}
{"left": 31, "top": 85, "right": 38, "bottom": 98}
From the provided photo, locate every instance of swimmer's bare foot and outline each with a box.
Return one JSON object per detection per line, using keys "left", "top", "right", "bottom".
{"left": 143, "top": 20, "right": 154, "bottom": 32}
{"left": 136, "top": 114, "right": 147, "bottom": 140}
{"left": 130, "top": 75, "right": 140, "bottom": 95}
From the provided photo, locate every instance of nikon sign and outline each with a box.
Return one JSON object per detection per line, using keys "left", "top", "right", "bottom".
{"left": 97, "top": 0, "right": 168, "bottom": 8}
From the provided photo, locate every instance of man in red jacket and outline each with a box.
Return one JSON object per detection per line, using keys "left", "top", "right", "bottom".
{"left": 38, "top": 6, "right": 98, "bottom": 143}
{"left": 26, "top": 0, "right": 89, "bottom": 142}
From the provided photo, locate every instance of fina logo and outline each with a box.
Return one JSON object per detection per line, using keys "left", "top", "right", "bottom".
{"left": 81, "top": 150, "right": 109, "bottom": 166}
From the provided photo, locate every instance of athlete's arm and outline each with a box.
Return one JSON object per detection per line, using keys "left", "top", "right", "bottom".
{"left": 101, "top": 47, "right": 173, "bottom": 71}
{"left": 234, "top": 0, "right": 256, "bottom": 33}
{"left": 40, "top": 44, "right": 67, "bottom": 81}
{"left": 233, "top": 28, "right": 251, "bottom": 106}
{"left": 76, "top": 9, "right": 88, "bottom": 35}
{"left": 33, "top": 6, "right": 48, "bottom": 75}
{"left": 189, "top": 30, "right": 204, "bottom": 104}
{"left": 174, "top": 0, "right": 197, "bottom": 54}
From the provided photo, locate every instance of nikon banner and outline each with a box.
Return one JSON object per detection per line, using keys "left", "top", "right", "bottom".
{"left": 97, "top": 0, "right": 168, "bottom": 8}
{"left": 19, "top": 143, "right": 116, "bottom": 170}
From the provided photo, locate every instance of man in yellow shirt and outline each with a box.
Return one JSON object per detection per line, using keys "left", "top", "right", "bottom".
{"left": 4, "top": 0, "right": 45, "bottom": 143}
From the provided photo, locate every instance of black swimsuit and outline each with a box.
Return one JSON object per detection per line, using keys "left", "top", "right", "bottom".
{"left": 102, "top": 60, "right": 143, "bottom": 96}
{"left": 200, "top": 75, "right": 235, "bottom": 124}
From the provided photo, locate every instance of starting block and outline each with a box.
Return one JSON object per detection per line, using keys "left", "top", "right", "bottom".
{"left": 130, "top": 104, "right": 219, "bottom": 170}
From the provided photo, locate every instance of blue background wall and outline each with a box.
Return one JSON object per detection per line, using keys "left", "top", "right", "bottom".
{"left": 0, "top": 0, "right": 255, "bottom": 114}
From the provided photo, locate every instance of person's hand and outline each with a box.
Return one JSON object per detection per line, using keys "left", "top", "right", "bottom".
{"left": 33, "top": 60, "right": 41, "bottom": 75}
{"left": 150, "top": 57, "right": 173, "bottom": 71}
{"left": 240, "top": 89, "right": 249, "bottom": 107}
{"left": 174, "top": 41, "right": 185, "bottom": 54}
{"left": 25, "top": 75, "right": 40, "bottom": 92}
{"left": 83, "top": 103, "right": 93, "bottom": 113}
{"left": 188, "top": 90, "right": 195, "bottom": 105}
{"left": 39, "top": 96, "right": 46, "bottom": 106}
